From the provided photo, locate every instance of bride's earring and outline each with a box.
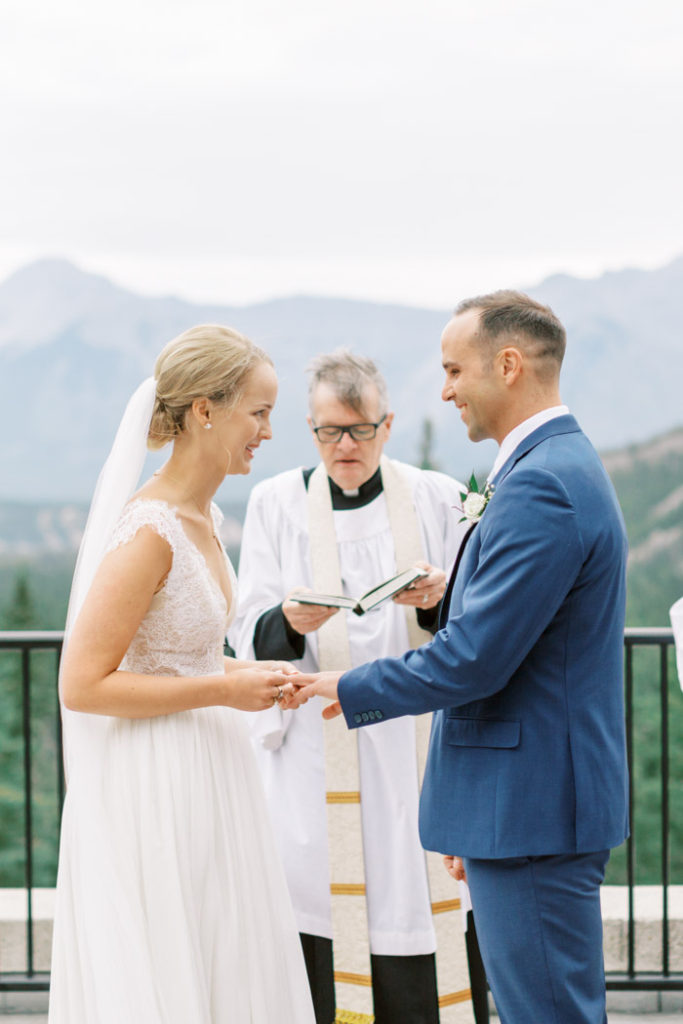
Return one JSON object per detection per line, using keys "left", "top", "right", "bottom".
{"left": 204, "top": 422, "right": 212, "bottom": 430}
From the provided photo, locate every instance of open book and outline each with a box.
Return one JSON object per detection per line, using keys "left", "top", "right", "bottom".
{"left": 291, "top": 567, "right": 428, "bottom": 616}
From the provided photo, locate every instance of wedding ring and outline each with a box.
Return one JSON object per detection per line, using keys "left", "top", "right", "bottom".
{"left": 274, "top": 685, "right": 284, "bottom": 704}
{"left": 422, "top": 594, "right": 428, "bottom": 604}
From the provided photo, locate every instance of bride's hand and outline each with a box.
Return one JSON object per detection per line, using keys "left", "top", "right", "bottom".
{"left": 224, "top": 655, "right": 300, "bottom": 675}
{"left": 284, "top": 671, "right": 343, "bottom": 717}
{"left": 256, "top": 660, "right": 301, "bottom": 676}
{"left": 222, "top": 668, "right": 299, "bottom": 712}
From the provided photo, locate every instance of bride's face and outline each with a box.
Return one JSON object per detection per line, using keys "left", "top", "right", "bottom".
{"left": 214, "top": 361, "right": 278, "bottom": 475}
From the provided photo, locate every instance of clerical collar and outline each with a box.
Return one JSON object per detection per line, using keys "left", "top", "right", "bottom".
{"left": 302, "top": 466, "right": 383, "bottom": 510}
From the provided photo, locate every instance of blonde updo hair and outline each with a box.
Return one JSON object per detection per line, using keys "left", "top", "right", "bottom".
{"left": 148, "top": 324, "right": 272, "bottom": 451}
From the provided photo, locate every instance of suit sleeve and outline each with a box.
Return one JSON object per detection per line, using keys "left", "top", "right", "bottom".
{"left": 338, "top": 466, "right": 585, "bottom": 726}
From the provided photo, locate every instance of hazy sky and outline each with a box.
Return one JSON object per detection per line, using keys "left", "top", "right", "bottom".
{"left": 2, "top": 0, "right": 682, "bottom": 308}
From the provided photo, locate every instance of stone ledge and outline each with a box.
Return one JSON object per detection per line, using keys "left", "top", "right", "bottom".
{"left": 0, "top": 892, "right": 55, "bottom": 974}
{"left": 602, "top": 886, "right": 683, "bottom": 974}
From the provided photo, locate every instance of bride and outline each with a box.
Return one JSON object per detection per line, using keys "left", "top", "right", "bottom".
{"left": 48, "top": 325, "right": 315, "bottom": 1022}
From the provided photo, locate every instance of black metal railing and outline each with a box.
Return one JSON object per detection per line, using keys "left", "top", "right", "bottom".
{"left": 607, "top": 626, "right": 681, "bottom": 992}
{"left": 0, "top": 631, "right": 64, "bottom": 992}
{"left": 0, "top": 627, "right": 679, "bottom": 993}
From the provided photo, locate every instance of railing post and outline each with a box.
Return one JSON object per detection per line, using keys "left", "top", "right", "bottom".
{"left": 625, "top": 638, "right": 635, "bottom": 978}
{"left": 21, "top": 645, "right": 34, "bottom": 977}
{"left": 661, "top": 642, "right": 670, "bottom": 977}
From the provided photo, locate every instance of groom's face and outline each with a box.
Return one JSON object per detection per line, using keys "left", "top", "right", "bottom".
{"left": 441, "top": 310, "right": 503, "bottom": 443}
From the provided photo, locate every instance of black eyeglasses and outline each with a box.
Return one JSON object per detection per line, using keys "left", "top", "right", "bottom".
{"left": 312, "top": 415, "right": 387, "bottom": 443}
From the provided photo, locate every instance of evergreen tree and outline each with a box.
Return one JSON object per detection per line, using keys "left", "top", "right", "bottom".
{"left": 3, "top": 568, "right": 36, "bottom": 629}
{"left": 417, "top": 418, "right": 439, "bottom": 471}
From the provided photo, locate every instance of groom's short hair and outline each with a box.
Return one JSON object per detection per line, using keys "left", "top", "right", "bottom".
{"left": 455, "top": 290, "right": 566, "bottom": 378}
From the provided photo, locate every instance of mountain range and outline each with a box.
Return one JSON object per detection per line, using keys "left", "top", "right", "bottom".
{"left": 2, "top": 423, "right": 682, "bottom": 629}
{"left": 1, "top": 255, "right": 682, "bottom": 502}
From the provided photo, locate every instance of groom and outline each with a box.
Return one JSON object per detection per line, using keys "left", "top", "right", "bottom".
{"left": 295, "top": 290, "right": 629, "bottom": 1024}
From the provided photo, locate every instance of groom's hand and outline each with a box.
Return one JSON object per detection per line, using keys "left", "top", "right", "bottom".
{"left": 443, "top": 855, "right": 467, "bottom": 883}
{"left": 290, "top": 670, "right": 344, "bottom": 718}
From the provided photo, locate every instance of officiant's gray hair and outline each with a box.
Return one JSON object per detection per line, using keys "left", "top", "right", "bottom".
{"left": 456, "top": 290, "right": 566, "bottom": 379}
{"left": 307, "top": 349, "right": 389, "bottom": 417}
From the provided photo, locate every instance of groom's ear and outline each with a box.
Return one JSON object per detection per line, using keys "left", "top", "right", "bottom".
{"left": 497, "top": 346, "right": 524, "bottom": 388}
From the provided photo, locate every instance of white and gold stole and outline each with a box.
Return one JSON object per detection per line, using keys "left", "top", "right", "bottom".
{"left": 307, "top": 456, "right": 474, "bottom": 1024}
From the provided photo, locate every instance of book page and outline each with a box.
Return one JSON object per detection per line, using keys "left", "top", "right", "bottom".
{"left": 290, "top": 592, "right": 357, "bottom": 609}
{"left": 356, "top": 566, "right": 428, "bottom": 614}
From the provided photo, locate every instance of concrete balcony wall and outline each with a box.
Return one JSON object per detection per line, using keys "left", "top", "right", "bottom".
{"left": 2, "top": 886, "right": 683, "bottom": 978}
{"left": 0, "top": 891, "right": 54, "bottom": 974}
{"left": 602, "top": 886, "right": 683, "bottom": 974}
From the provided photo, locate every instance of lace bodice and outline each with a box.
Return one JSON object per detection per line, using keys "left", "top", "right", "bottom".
{"left": 106, "top": 499, "right": 236, "bottom": 678}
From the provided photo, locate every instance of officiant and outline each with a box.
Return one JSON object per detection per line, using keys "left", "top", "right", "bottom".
{"left": 231, "top": 350, "right": 485, "bottom": 1024}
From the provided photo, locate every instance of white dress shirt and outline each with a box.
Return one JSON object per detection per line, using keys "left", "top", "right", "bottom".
{"left": 488, "top": 405, "right": 570, "bottom": 482}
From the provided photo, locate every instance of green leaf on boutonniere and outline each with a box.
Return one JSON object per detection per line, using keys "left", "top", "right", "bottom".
{"left": 457, "top": 472, "right": 495, "bottom": 524}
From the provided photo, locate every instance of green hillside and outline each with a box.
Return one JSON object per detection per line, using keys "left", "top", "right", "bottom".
{"left": 598, "top": 427, "right": 683, "bottom": 886}
{"left": 603, "top": 426, "right": 683, "bottom": 627}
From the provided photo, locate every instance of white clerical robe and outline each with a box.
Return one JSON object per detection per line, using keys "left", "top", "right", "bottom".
{"left": 230, "top": 461, "right": 467, "bottom": 956}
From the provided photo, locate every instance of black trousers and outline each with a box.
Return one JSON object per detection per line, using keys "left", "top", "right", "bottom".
{"left": 300, "top": 921, "right": 489, "bottom": 1024}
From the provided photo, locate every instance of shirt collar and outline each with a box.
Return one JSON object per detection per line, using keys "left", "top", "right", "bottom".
{"left": 488, "top": 405, "right": 570, "bottom": 482}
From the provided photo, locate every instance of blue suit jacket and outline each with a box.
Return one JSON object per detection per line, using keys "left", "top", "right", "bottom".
{"left": 338, "top": 416, "right": 629, "bottom": 859}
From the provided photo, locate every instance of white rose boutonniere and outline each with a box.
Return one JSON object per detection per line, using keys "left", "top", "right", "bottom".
{"left": 458, "top": 473, "right": 494, "bottom": 524}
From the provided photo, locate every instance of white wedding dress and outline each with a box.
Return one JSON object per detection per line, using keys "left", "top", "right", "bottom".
{"left": 49, "top": 499, "right": 315, "bottom": 1023}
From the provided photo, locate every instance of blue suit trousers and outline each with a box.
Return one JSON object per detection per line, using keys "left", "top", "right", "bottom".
{"left": 464, "top": 850, "right": 610, "bottom": 1024}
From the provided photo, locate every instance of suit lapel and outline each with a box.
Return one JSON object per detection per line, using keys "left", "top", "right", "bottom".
{"left": 438, "top": 522, "right": 477, "bottom": 629}
{"left": 438, "top": 416, "right": 582, "bottom": 630}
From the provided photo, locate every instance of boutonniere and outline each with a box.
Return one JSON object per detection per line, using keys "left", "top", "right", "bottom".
{"left": 457, "top": 473, "right": 494, "bottom": 523}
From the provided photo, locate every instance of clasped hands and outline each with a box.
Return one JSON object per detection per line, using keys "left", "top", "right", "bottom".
{"left": 256, "top": 661, "right": 341, "bottom": 717}
{"left": 270, "top": 669, "right": 342, "bottom": 717}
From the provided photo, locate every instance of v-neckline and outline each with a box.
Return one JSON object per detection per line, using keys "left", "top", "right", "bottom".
{"left": 132, "top": 498, "right": 233, "bottom": 612}
{"left": 175, "top": 506, "right": 232, "bottom": 612}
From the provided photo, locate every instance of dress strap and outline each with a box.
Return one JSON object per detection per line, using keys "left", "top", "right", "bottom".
{"left": 106, "top": 499, "right": 180, "bottom": 556}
